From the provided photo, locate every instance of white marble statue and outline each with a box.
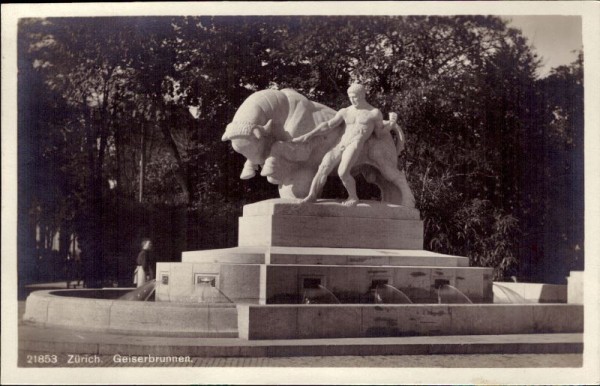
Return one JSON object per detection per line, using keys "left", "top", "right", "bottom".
{"left": 221, "top": 85, "right": 415, "bottom": 207}
{"left": 292, "top": 84, "right": 414, "bottom": 207}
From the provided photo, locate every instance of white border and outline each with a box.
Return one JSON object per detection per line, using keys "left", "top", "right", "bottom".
{"left": 2, "top": 2, "right": 599, "bottom": 385}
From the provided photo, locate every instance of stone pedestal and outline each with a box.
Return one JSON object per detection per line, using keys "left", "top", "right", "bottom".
{"left": 156, "top": 199, "right": 493, "bottom": 306}
{"left": 567, "top": 271, "right": 584, "bottom": 304}
{"left": 238, "top": 199, "right": 423, "bottom": 249}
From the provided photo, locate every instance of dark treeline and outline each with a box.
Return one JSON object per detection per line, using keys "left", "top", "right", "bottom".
{"left": 17, "top": 16, "right": 583, "bottom": 287}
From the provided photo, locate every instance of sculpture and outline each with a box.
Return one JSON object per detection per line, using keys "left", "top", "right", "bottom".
{"left": 292, "top": 83, "right": 414, "bottom": 207}
{"left": 221, "top": 86, "right": 415, "bottom": 207}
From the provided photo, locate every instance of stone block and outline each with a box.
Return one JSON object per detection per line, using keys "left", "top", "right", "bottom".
{"left": 567, "top": 271, "right": 584, "bottom": 304}
{"left": 46, "top": 297, "right": 112, "bottom": 329}
{"left": 482, "top": 271, "right": 494, "bottom": 300}
{"left": 454, "top": 268, "right": 493, "bottom": 302}
{"left": 239, "top": 215, "right": 423, "bottom": 249}
{"left": 207, "top": 304, "right": 239, "bottom": 333}
{"left": 182, "top": 245, "right": 470, "bottom": 267}
{"left": 297, "top": 306, "right": 362, "bottom": 339}
{"left": 164, "top": 263, "right": 195, "bottom": 301}
{"left": 155, "top": 263, "right": 171, "bottom": 302}
{"left": 265, "top": 265, "right": 299, "bottom": 303}
{"left": 243, "top": 198, "right": 420, "bottom": 220}
{"left": 361, "top": 306, "right": 403, "bottom": 336}
{"left": 182, "top": 246, "right": 267, "bottom": 264}
{"left": 239, "top": 305, "right": 298, "bottom": 339}
{"left": 219, "top": 264, "right": 261, "bottom": 303}
{"left": 236, "top": 305, "right": 250, "bottom": 339}
{"left": 110, "top": 301, "right": 210, "bottom": 333}
{"left": 283, "top": 253, "right": 347, "bottom": 265}
{"left": 236, "top": 303, "right": 585, "bottom": 340}
{"left": 432, "top": 267, "right": 456, "bottom": 287}
{"left": 334, "top": 266, "right": 368, "bottom": 295}
{"left": 261, "top": 264, "right": 491, "bottom": 304}
{"left": 238, "top": 216, "right": 272, "bottom": 246}
{"left": 23, "top": 292, "right": 51, "bottom": 323}
{"left": 532, "top": 304, "right": 583, "bottom": 333}
{"left": 362, "top": 305, "right": 453, "bottom": 337}
{"left": 192, "top": 263, "right": 221, "bottom": 275}
{"left": 394, "top": 268, "right": 433, "bottom": 302}
{"left": 449, "top": 304, "right": 534, "bottom": 335}
{"left": 492, "top": 282, "right": 567, "bottom": 303}
{"left": 346, "top": 255, "right": 389, "bottom": 266}
{"left": 536, "top": 284, "right": 567, "bottom": 303}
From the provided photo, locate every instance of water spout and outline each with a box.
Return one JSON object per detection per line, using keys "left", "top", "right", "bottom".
{"left": 437, "top": 284, "right": 473, "bottom": 304}
{"left": 187, "top": 282, "right": 233, "bottom": 303}
{"left": 493, "top": 283, "right": 529, "bottom": 304}
{"left": 119, "top": 280, "right": 157, "bottom": 301}
{"left": 374, "top": 284, "right": 413, "bottom": 304}
{"left": 302, "top": 284, "right": 341, "bottom": 304}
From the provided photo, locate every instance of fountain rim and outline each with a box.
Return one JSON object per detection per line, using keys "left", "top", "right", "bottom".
{"left": 26, "top": 289, "right": 238, "bottom": 308}
{"left": 24, "top": 289, "right": 572, "bottom": 309}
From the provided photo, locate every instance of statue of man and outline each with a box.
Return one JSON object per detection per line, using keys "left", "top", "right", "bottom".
{"left": 293, "top": 83, "right": 410, "bottom": 206}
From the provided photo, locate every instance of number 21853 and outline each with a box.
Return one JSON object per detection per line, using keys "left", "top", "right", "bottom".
{"left": 26, "top": 354, "right": 58, "bottom": 364}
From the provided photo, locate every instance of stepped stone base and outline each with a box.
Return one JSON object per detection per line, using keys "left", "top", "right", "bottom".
{"left": 159, "top": 199, "right": 494, "bottom": 306}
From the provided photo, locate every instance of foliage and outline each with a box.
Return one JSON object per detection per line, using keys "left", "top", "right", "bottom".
{"left": 18, "top": 16, "right": 583, "bottom": 285}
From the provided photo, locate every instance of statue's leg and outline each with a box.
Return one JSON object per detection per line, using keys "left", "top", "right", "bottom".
{"left": 338, "top": 142, "right": 363, "bottom": 206}
{"left": 379, "top": 165, "right": 416, "bottom": 208}
{"left": 302, "top": 148, "right": 342, "bottom": 203}
{"left": 240, "top": 159, "right": 257, "bottom": 180}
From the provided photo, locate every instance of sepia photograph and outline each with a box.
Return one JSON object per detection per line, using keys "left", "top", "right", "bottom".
{"left": 2, "top": 2, "right": 599, "bottom": 384}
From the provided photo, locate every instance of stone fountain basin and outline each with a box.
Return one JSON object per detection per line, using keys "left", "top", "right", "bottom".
{"left": 23, "top": 289, "right": 238, "bottom": 337}
{"left": 238, "top": 303, "right": 583, "bottom": 340}
{"left": 23, "top": 286, "right": 582, "bottom": 340}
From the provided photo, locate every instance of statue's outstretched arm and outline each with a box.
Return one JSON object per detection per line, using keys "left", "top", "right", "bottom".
{"left": 292, "top": 110, "right": 344, "bottom": 143}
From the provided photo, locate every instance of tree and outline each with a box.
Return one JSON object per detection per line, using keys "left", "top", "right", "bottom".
{"left": 18, "top": 16, "right": 581, "bottom": 286}
{"left": 519, "top": 53, "right": 584, "bottom": 282}
{"left": 260, "top": 16, "right": 538, "bottom": 278}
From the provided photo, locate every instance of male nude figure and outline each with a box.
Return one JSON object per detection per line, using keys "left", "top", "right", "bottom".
{"left": 292, "top": 83, "right": 387, "bottom": 206}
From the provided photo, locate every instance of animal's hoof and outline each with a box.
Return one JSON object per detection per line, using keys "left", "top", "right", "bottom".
{"left": 301, "top": 195, "right": 317, "bottom": 204}
{"left": 240, "top": 168, "right": 256, "bottom": 180}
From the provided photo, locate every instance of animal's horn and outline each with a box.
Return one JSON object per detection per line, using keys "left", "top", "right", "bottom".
{"left": 263, "top": 119, "right": 273, "bottom": 134}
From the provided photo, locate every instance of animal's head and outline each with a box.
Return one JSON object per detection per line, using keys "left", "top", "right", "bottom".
{"left": 221, "top": 120, "right": 274, "bottom": 165}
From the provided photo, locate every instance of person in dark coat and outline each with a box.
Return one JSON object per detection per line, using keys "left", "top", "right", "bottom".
{"left": 134, "top": 239, "right": 153, "bottom": 287}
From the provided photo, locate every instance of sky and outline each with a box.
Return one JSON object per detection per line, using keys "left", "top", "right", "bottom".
{"left": 504, "top": 15, "right": 583, "bottom": 78}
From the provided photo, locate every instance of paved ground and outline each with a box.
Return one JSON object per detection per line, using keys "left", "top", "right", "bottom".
{"left": 17, "top": 351, "right": 582, "bottom": 367}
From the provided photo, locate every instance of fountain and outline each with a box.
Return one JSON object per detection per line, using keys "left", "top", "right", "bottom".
{"left": 436, "top": 283, "right": 473, "bottom": 304}
{"left": 22, "top": 87, "right": 584, "bottom": 351}
{"left": 118, "top": 280, "right": 157, "bottom": 301}
{"left": 373, "top": 284, "right": 413, "bottom": 304}
{"left": 301, "top": 284, "right": 341, "bottom": 304}
{"left": 492, "top": 283, "right": 530, "bottom": 304}
{"left": 187, "top": 279, "right": 233, "bottom": 304}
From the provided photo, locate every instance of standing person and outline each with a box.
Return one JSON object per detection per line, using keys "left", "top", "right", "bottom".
{"left": 133, "top": 239, "right": 153, "bottom": 287}
{"left": 293, "top": 83, "right": 390, "bottom": 206}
